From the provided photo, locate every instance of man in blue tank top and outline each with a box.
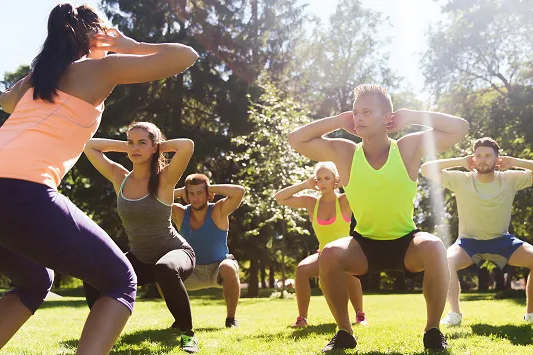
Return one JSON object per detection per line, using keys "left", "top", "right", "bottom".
{"left": 172, "top": 173, "right": 245, "bottom": 328}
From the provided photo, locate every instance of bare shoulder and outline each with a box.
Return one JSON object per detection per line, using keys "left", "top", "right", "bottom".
{"left": 397, "top": 133, "right": 423, "bottom": 179}
{"left": 332, "top": 139, "right": 357, "bottom": 186}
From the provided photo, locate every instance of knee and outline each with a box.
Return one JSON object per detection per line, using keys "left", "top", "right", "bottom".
{"left": 100, "top": 257, "right": 137, "bottom": 312}
{"left": 319, "top": 245, "right": 338, "bottom": 268}
{"left": 219, "top": 261, "right": 238, "bottom": 281}
{"left": 15, "top": 268, "right": 54, "bottom": 314}
{"left": 295, "top": 262, "right": 311, "bottom": 278}
{"left": 419, "top": 236, "right": 447, "bottom": 258}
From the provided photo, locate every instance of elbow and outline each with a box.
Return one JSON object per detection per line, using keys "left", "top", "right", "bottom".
{"left": 178, "top": 46, "right": 199, "bottom": 68}
{"left": 0, "top": 94, "right": 13, "bottom": 114}
{"left": 420, "top": 164, "right": 429, "bottom": 178}
{"left": 182, "top": 139, "right": 194, "bottom": 157}
{"left": 237, "top": 185, "right": 245, "bottom": 198}
{"left": 288, "top": 130, "right": 299, "bottom": 150}
{"left": 458, "top": 118, "right": 470, "bottom": 137}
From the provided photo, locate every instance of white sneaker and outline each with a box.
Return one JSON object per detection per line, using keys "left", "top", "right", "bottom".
{"left": 440, "top": 312, "right": 462, "bottom": 326}
{"left": 524, "top": 313, "right": 533, "bottom": 324}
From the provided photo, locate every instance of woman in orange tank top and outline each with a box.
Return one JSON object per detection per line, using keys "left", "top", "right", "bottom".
{"left": 274, "top": 162, "right": 367, "bottom": 328}
{"left": 0, "top": 3, "right": 198, "bottom": 354}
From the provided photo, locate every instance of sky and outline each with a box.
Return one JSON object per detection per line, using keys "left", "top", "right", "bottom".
{"left": 0, "top": 0, "right": 445, "bottom": 100}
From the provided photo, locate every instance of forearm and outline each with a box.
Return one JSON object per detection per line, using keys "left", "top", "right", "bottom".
{"left": 0, "top": 76, "right": 30, "bottom": 113}
{"left": 422, "top": 157, "right": 467, "bottom": 171}
{"left": 173, "top": 187, "right": 186, "bottom": 200}
{"left": 511, "top": 158, "right": 533, "bottom": 170}
{"left": 407, "top": 110, "right": 469, "bottom": 134}
{"left": 160, "top": 139, "right": 194, "bottom": 153}
{"left": 288, "top": 114, "right": 343, "bottom": 144}
{"left": 127, "top": 42, "right": 197, "bottom": 56}
{"left": 209, "top": 184, "right": 245, "bottom": 199}
{"left": 274, "top": 182, "right": 308, "bottom": 202}
{"left": 85, "top": 138, "right": 128, "bottom": 153}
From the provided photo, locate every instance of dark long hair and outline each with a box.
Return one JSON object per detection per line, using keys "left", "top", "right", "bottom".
{"left": 127, "top": 122, "right": 168, "bottom": 196}
{"left": 31, "top": 3, "right": 107, "bottom": 102}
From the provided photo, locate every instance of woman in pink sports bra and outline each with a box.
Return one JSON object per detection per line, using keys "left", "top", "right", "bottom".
{"left": 0, "top": 3, "right": 197, "bottom": 354}
{"left": 275, "top": 162, "right": 367, "bottom": 327}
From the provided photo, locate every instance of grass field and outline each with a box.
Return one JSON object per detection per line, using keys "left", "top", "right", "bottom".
{"left": 2, "top": 289, "right": 532, "bottom": 354}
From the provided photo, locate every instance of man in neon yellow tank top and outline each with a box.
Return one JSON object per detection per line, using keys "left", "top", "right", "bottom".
{"left": 289, "top": 84, "right": 469, "bottom": 352}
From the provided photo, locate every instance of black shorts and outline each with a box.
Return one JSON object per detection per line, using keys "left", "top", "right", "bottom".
{"left": 352, "top": 229, "right": 422, "bottom": 278}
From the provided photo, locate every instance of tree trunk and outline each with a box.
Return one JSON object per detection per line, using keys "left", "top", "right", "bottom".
{"left": 247, "top": 259, "right": 259, "bottom": 297}
{"left": 394, "top": 273, "right": 406, "bottom": 292}
{"left": 260, "top": 260, "right": 267, "bottom": 288}
{"left": 53, "top": 272, "right": 62, "bottom": 288}
{"left": 477, "top": 267, "right": 489, "bottom": 291}
{"left": 506, "top": 266, "right": 514, "bottom": 290}
{"left": 142, "top": 283, "right": 162, "bottom": 299}
{"left": 494, "top": 267, "right": 506, "bottom": 291}
{"left": 268, "top": 264, "right": 275, "bottom": 288}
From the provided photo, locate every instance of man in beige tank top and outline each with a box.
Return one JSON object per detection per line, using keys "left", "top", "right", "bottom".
{"left": 421, "top": 137, "right": 533, "bottom": 326}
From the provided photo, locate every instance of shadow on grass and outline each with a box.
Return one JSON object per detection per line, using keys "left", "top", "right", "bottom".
{"left": 290, "top": 323, "right": 337, "bottom": 339}
{"left": 471, "top": 323, "right": 533, "bottom": 345}
{"left": 40, "top": 299, "right": 88, "bottom": 309}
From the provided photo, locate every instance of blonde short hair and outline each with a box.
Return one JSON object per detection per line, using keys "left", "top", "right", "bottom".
{"left": 353, "top": 84, "right": 393, "bottom": 113}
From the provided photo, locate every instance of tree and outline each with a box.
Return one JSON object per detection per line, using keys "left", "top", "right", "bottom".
{"left": 283, "top": 0, "right": 398, "bottom": 116}
{"left": 229, "top": 80, "right": 313, "bottom": 297}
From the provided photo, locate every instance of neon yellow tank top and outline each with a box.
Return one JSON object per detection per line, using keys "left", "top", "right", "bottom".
{"left": 344, "top": 139, "right": 417, "bottom": 240}
{"left": 311, "top": 196, "right": 351, "bottom": 251}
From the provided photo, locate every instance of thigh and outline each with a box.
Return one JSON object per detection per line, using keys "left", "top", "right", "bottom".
{"left": 447, "top": 243, "right": 474, "bottom": 271}
{"left": 404, "top": 231, "right": 447, "bottom": 273}
{"left": 157, "top": 248, "right": 195, "bottom": 280}
{"left": 126, "top": 252, "right": 155, "bottom": 285}
{"left": 183, "top": 267, "right": 210, "bottom": 291}
{"left": 0, "top": 189, "right": 133, "bottom": 292}
{"left": 0, "top": 244, "right": 54, "bottom": 290}
{"left": 322, "top": 236, "right": 369, "bottom": 275}
{"left": 508, "top": 242, "right": 533, "bottom": 269}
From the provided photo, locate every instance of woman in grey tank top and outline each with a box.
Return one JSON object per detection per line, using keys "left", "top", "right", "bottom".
{"left": 82, "top": 121, "right": 199, "bottom": 353}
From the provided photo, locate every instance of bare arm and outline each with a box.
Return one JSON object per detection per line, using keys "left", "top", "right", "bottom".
{"left": 0, "top": 75, "right": 31, "bottom": 114}
{"left": 274, "top": 178, "right": 316, "bottom": 209}
{"left": 160, "top": 139, "right": 194, "bottom": 186}
{"left": 394, "top": 109, "right": 469, "bottom": 157}
{"left": 288, "top": 112, "right": 356, "bottom": 162}
{"left": 171, "top": 203, "right": 186, "bottom": 230}
{"left": 499, "top": 157, "right": 533, "bottom": 175}
{"left": 83, "top": 139, "right": 129, "bottom": 187}
{"left": 421, "top": 156, "right": 472, "bottom": 184}
{"left": 93, "top": 29, "right": 198, "bottom": 87}
{"left": 173, "top": 186, "right": 188, "bottom": 202}
{"left": 211, "top": 184, "right": 245, "bottom": 217}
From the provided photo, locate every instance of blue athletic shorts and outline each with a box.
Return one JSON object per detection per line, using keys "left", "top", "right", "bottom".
{"left": 455, "top": 234, "right": 524, "bottom": 269}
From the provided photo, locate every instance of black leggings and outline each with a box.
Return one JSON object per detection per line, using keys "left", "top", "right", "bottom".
{"left": 85, "top": 247, "right": 195, "bottom": 331}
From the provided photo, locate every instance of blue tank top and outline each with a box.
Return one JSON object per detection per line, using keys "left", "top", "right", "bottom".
{"left": 179, "top": 203, "right": 229, "bottom": 265}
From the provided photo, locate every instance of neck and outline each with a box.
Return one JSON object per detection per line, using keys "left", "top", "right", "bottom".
{"left": 320, "top": 191, "right": 337, "bottom": 202}
{"left": 131, "top": 162, "right": 152, "bottom": 180}
{"left": 362, "top": 132, "right": 390, "bottom": 156}
{"left": 476, "top": 170, "right": 496, "bottom": 183}
{"left": 190, "top": 204, "right": 209, "bottom": 221}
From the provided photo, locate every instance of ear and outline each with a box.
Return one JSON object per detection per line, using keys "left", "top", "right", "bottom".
{"left": 384, "top": 112, "right": 392, "bottom": 125}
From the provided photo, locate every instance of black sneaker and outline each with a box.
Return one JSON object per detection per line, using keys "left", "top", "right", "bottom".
{"left": 225, "top": 317, "right": 239, "bottom": 328}
{"left": 321, "top": 330, "right": 357, "bottom": 352}
{"left": 423, "top": 327, "right": 448, "bottom": 351}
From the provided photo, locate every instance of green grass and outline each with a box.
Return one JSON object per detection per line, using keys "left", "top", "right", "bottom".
{"left": 2, "top": 290, "right": 532, "bottom": 354}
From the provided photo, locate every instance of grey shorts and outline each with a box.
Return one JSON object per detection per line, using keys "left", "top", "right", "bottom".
{"left": 183, "top": 254, "right": 239, "bottom": 291}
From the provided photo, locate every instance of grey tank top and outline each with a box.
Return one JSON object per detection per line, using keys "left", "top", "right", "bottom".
{"left": 117, "top": 173, "right": 189, "bottom": 264}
